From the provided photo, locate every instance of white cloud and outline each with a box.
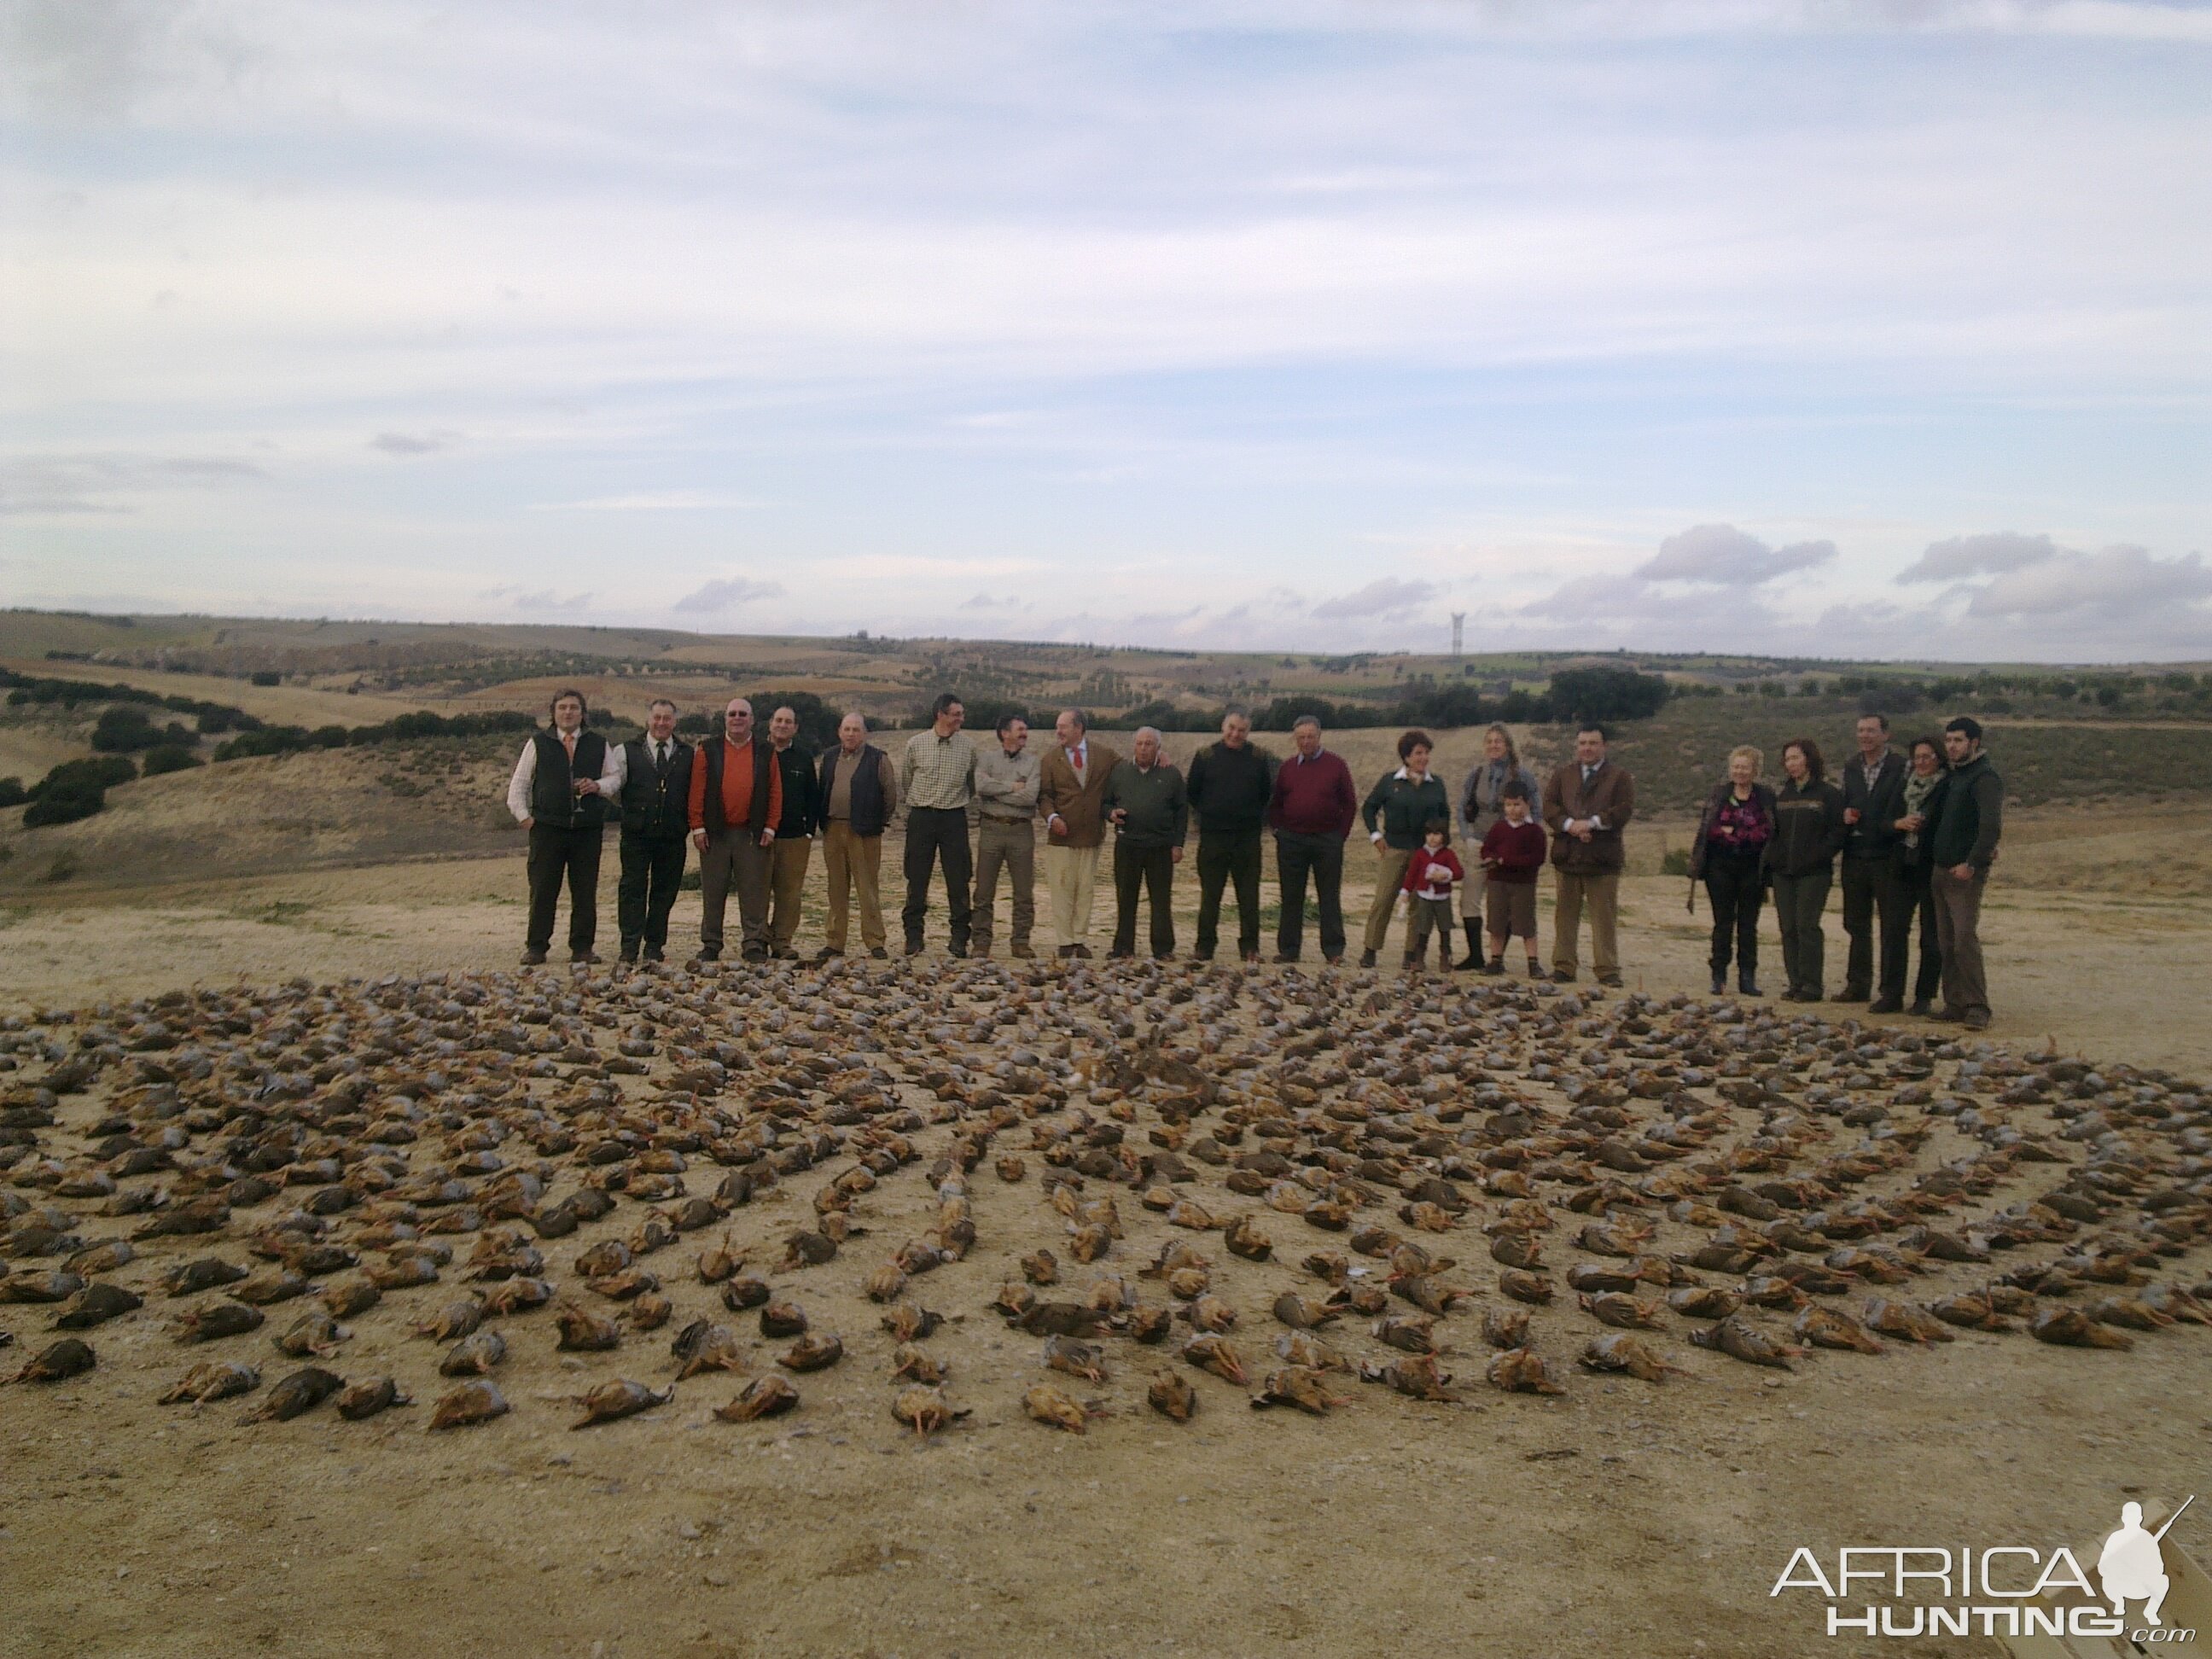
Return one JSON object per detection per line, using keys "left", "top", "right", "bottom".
{"left": 528, "top": 491, "right": 759, "bottom": 512}
{"left": 1896, "top": 531, "right": 2061, "bottom": 584}
{"left": 1636, "top": 523, "right": 1837, "bottom": 585}
{"left": 1967, "top": 544, "right": 2211, "bottom": 618}
{"left": 370, "top": 430, "right": 451, "bottom": 456}
{"left": 1312, "top": 578, "right": 1436, "bottom": 620}
{"left": 675, "top": 576, "right": 785, "bottom": 611}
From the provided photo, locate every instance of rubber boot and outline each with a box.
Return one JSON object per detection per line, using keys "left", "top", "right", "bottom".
{"left": 1454, "top": 919, "right": 1484, "bottom": 971}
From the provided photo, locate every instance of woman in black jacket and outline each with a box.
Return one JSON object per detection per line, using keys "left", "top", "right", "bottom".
{"left": 1891, "top": 735, "right": 1948, "bottom": 1016}
{"left": 1764, "top": 738, "right": 1847, "bottom": 1002}
{"left": 1688, "top": 744, "right": 1776, "bottom": 997}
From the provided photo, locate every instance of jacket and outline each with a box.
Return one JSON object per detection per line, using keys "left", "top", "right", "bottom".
{"left": 1038, "top": 741, "right": 1121, "bottom": 849}
{"left": 1763, "top": 778, "right": 1847, "bottom": 878}
{"left": 1268, "top": 749, "right": 1359, "bottom": 839}
{"left": 1458, "top": 760, "right": 1540, "bottom": 842}
{"left": 1839, "top": 750, "right": 1909, "bottom": 861}
{"left": 1361, "top": 767, "right": 1452, "bottom": 851}
{"left": 1479, "top": 818, "right": 1549, "bottom": 885}
{"left": 1541, "top": 760, "right": 1635, "bottom": 874}
{"left": 769, "top": 741, "right": 818, "bottom": 839}
{"left": 1688, "top": 780, "right": 1777, "bottom": 882}
{"left": 1928, "top": 753, "right": 2003, "bottom": 871}
{"left": 1185, "top": 740, "right": 1277, "bottom": 836}
{"left": 617, "top": 736, "right": 694, "bottom": 840}
{"left": 817, "top": 744, "right": 894, "bottom": 838}
{"left": 1403, "top": 846, "right": 1465, "bottom": 899}
{"left": 1100, "top": 760, "right": 1190, "bottom": 850}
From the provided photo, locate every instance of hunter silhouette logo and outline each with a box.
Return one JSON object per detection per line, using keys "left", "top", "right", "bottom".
{"left": 2101, "top": 1497, "right": 2192, "bottom": 1627}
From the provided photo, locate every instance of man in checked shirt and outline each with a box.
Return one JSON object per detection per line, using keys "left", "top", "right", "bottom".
{"left": 898, "top": 692, "right": 980, "bottom": 957}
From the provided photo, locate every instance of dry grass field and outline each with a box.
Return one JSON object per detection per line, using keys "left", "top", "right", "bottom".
{"left": 4, "top": 614, "right": 2210, "bottom": 1659}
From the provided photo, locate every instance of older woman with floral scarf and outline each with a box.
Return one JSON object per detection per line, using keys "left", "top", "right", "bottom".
{"left": 1454, "top": 723, "right": 1540, "bottom": 969}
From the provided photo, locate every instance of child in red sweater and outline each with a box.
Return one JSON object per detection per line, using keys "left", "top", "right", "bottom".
{"left": 1478, "top": 781, "right": 1547, "bottom": 977}
{"left": 1400, "top": 819, "right": 1465, "bottom": 973}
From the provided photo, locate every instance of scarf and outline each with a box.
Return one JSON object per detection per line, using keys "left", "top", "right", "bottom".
{"left": 1901, "top": 771, "right": 1940, "bottom": 852}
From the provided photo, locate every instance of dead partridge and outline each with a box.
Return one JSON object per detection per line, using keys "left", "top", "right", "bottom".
{"left": 439, "top": 1330, "right": 507, "bottom": 1377}
{"left": 1688, "top": 1314, "right": 1798, "bottom": 1371}
{"left": 1579, "top": 1335, "right": 1690, "bottom": 1382}
{"left": 1485, "top": 1348, "right": 1568, "bottom": 1396}
{"left": 1272, "top": 1292, "right": 1343, "bottom": 1330}
{"left": 1481, "top": 1307, "right": 1531, "bottom": 1349}
{"left": 892, "top": 1344, "right": 948, "bottom": 1385}
{"left": 1251, "top": 1365, "right": 1353, "bottom": 1415}
{"left": 672, "top": 1321, "right": 748, "bottom": 1380}
{"left": 1359, "top": 1353, "right": 1462, "bottom": 1402}
{"left": 1578, "top": 1292, "right": 1665, "bottom": 1330}
{"left": 2031, "top": 1307, "right": 2133, "bottom": 1351}
{"left": 881, "top": 1302, "right": 946, "bottom": 1343}
{"left": 10, "top": 1337, "right": 95, "bottom": 1383}
{"left": 1794, "top": 1306, "right": 1885, "bottom": 1354}
{"left": 778, "top": 1334, "right": 844, "bottom": 1373}
{"left": 1861, "top": 1299, "right": 1954, "bottom": 1346}
{"left": 1023, "top": 1383, "right": 1103, "bottom": 1434}
{"left": 1180, "top": 1333, "right": 1249, "bottom": 1386}
{"left": 428, "top": 1380, "right": 510, "bottom": 1431}
{"left": 160, "top": 1361, "right": 260, "bottom": 1405}
{"left": 555, "top": 1304, "right": 623, "bottom": 1352}
{"left": 1042, "top": 1335, "right": 1109, "bottom": 1383}
{"left": 1147, "top": 1371, "right": 1199, "bottom": 1422}
{"left": 892, "top": 1386, "right": 969, "bottom": 1436}
{"left": 715, "top": 1376, "right": 800, "bottom": 1421}
{"left": 1498, "top": 1270, "right": 1555, "bottom": 1306}
{"left": 335, "top": 1377, "right": 412, "bottom": 1420}
{"left": 246, "top": 1366, "right": 345, "bottom": 1423}
{"left": 571, "top": 1380, "right": 673, "bottom": 1429}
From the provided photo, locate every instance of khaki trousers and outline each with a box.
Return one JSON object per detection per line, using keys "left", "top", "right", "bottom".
{"left": 1930, "top": 865, "right": 1990, "bottom": 1017}
{"left": 972, "top": 817, "right": 1036, "bottom": 952}
{"left": 699, "top": 831, "right": 772, "bottom": 958}
{"left": 1551, "top": 869, "right": 1621, "bottom": 977}
{"left": 1044, "top": 842, "right": 1102, "bottom": 947}
{"left": 1361, "top": 844, "right": 1414, "bottom": 953}
{"left": 769, "top": 835, "right": 812, "bottom": 952}
{"left": 821, "top": 822, "right": 886, "bottom": 952}
{"left": 1457, "top": 849, "right": 1490, "bottom": 921}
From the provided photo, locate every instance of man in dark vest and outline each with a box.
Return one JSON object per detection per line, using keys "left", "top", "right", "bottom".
{"left": 610, "top": 697, "right": 692, "bottom": 964}
{"left": 815, "top": 710, "right": 899, "bottom": 959}
{"left": 685, "top": 696, "right": 783, "bottom": 963}
{"left": 504, "top": 687, "right": 619, "bottom": 965}
{"left": 765, "top": 704, "right": 819, "bottom": 959}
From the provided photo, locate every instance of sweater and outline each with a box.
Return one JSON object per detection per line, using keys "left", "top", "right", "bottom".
{"left": 1478, "top": 818, "right": 1548, "bottom": 885}
{"left": 1540, "top": 760, "right": 1635, "bottom": 874}
{"left": 1763, "top": 777, "right": 1846, "bottom": 877}
{"left": 1100, "top": 760, "right": 1190, "bottom": 850}
{"left": 1361, "top": 767, "right": 1452, "bottom": 851}
{"left": 1928, "top": 753, "right": 2003, "bottom": 871}
{"left": 1185, "top": 740, "right": 1277, "bottom": 835}
{"left": 1688, "top": 780, "right": 1777, "bottom": 881}
{"left": 1402, "top": 846, "right": 1465, "bottom": 900}
{"left": 1268, "top": 749, "right": 1359, "bottom": 839}
{"left": 975, "top": 743, "right": 1042, "bottom": 823}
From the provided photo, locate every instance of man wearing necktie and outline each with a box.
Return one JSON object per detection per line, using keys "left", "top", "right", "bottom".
{"left": 1540, "top": 723, "right": 1636, "bottom": 985}
{"left": 504, "top": 688, "right": 621, "bottom": 965}
{"left": 608, "top": 698, "right": 694, "bottom": 964}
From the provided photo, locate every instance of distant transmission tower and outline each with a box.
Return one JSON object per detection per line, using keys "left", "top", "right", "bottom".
{"left": 1450, "top": 613, "right": 1465, "bottom": 660}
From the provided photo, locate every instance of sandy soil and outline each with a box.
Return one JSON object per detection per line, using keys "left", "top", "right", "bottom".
{"left": 1, "top": 824, "right": 2208, "bottom": 1659}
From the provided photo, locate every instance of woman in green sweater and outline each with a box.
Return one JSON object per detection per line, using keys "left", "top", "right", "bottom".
{"left": 1359, "top": 730, "right": 1451, "bottom": 968}
{"left": 1764, "top": 737, "right": 1848, "bottom": 1002}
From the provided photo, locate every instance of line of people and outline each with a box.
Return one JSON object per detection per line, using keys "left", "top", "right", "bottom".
{"left": 1687, "top": 713, "right": 2003, "bottom": 1029}
{"left": 504, "top": 691, "right": 2001, "bottom": 1026}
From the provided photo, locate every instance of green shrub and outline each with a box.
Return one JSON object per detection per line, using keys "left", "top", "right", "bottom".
{"left": 32, "top": 755, "right": 136, "bottom": 798}
{"left": 0, "top": 776, "right": 24, "bottom": 808}
{"left": 24, "top": 787, "right": 104, "bottom": 828}
{"left": 141, "top": 745, "right": 205, "bottom": 777}
{"left": 43, "top": 850, "right": 79, "bottom": 882}
{"left": 1660, "top": 847, "right": 1691, "bottom": 877}
{"left": 249, "top": 670, "right": 282, "bottom": 686}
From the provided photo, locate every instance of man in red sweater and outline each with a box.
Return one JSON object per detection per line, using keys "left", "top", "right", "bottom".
{"left": 687, "top": 697, "right": 784, "bottom": 963}
{"left": 1478, "top": 781, "right": 1548, "bottom": 977}
{"left": 1266, "top": 715, "right": 1358, "bottom": 964}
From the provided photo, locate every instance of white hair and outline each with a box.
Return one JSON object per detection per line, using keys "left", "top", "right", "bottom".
{"left": 1134, "top": 725, "right": 1163, "bottom": 743}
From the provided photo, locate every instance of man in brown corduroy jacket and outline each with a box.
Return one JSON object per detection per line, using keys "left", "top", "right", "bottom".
{"left": 1036, "top": 707, "right": 1121, "bottom": 958}
{"left": 1540, "top": 724, "right": 1635, "bottom": 986}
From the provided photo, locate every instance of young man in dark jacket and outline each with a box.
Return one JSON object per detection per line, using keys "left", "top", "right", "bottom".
{"left": 611, "top": 698, "right": 693, "bottom": 963}
{"left": 1184, "top": 709, "right": 1276, "bottom": 962}
{"left": 1838, "top": 713, "right": 1912, "bottom": 1009}
{"left": 765, "top": 705, "right": 819, "bottom": 960}
{"left": 1925, "top": 717, "right": 2003, "bottom": 1030}
{"left": 1100, "top": 727, "right": 1189, "bottom": 959}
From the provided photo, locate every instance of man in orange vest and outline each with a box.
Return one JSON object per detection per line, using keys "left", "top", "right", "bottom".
{"left": 686, "top": 697, "right": 783, "bottom": 963}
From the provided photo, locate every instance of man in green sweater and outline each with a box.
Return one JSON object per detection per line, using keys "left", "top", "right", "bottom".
{"left": 1926, "top": 716, "right": 2003, "bottom": 1031}
{"left": 1101, "top": 726, "right": 1190, "bottom": 959}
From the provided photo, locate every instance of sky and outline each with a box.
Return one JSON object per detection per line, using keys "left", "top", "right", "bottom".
{"left": 2, "top": 0, "right": 2208, "bottom": 662}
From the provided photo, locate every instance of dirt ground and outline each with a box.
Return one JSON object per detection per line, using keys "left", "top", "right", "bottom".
{"left": 3, "top": 835, "right": 2209, "bottom": 1659}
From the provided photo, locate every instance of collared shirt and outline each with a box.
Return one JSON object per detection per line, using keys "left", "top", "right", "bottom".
{"left": 899, "top": 728, "right": 978, "bottom": 811}
{"left": 506, "top": 731, "right": 621, "bottom": 824}
{"left": 1064, "top": 739, "right": 1090, "bottom": 783}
